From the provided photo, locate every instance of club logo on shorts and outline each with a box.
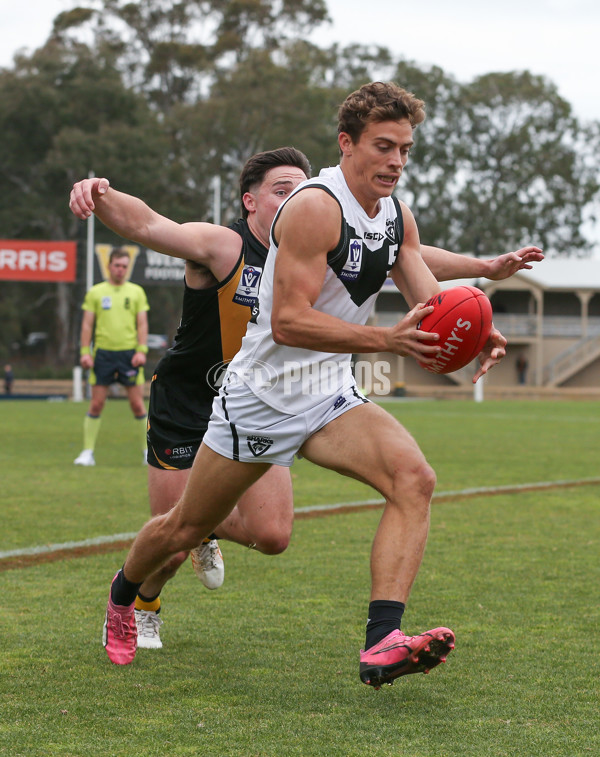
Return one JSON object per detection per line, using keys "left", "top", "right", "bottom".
{"left": 246, "top": 435, "right": 274, "bottom": 457}
{"left": 233, "top": 264, "right": 263, "bottom": 307}
{"left": 339, "top": 240, "right": 362, "bottom": 282}
{"left": 333, "top": 395, "right": 348, "bottom": 411}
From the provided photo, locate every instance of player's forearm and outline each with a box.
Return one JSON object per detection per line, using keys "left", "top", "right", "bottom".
{"left": 421, "top": 245, "right": 490, "bottom": 281}
{"left": 271, "top": 307, "right": 393, "bottom": 354}
{"left": 93, "top": 188, "right": 155, "bottom": 246}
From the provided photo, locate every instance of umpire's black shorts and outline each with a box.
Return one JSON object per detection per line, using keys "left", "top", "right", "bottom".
{"left": 90, "top": 348, "right": 145, "bottom": 387}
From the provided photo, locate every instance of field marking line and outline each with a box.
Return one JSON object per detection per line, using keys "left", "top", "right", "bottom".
{"left": 294, "top": 477, "right": 600, "bottom": 515}
{"left": 2, "top": 477, "right": 600, "bottom": 565}
{"left": 0, "top": 532, "right": 140, "bottom": 559}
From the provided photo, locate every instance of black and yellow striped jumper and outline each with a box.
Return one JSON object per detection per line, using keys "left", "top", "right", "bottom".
{"left": 147, "top": 219, "right": 267, "bottom": 470}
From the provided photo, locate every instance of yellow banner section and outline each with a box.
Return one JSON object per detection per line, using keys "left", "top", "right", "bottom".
{"left": 94, "top": 244, "right": 140, "bottom": 281}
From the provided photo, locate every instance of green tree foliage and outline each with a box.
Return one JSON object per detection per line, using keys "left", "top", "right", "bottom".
{"left": 396, "top": 67, "right": 599, "bottom": 255}
{"left": 0, "top": 40, "right": 170, "bottom": 363}
{"left": 1, "top": 1, "right": 599, "bottom": 369}
{"left": 390, "top": 60, "right": 465, "bottom": 248}
{"left": 52, "top": 0, "right": 329, "bottom": 112}
{"left": 175, "top": 41, "right": 398, "bottom": 224}
{"left": 454, "top": 72, "right": 599, "bottom": 255}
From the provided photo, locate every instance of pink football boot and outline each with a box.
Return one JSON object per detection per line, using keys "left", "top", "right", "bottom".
{"left": 360, "top": 627, "right": 455, "bottom": 689}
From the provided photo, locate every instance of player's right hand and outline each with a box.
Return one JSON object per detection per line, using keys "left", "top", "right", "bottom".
{"left": 386, "top": 303, "right": 441, "bottom": 363}
{"left": 69, "top": 177, "right": 110, "bottom": 219}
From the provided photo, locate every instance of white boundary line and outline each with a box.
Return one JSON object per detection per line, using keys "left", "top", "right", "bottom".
{"left": 2, "top": 477, "right": 600, "bottom": 561}
{"left": 0, "top": 532, "right": 139, "bottom": 560}
{"left": 294, "top": 476, "right": 600, "bottom": 513}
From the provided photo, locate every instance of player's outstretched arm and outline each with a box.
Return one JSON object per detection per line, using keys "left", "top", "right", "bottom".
{"left": 69, "top": 177, "right": 241, "bottom": 270}
{"left": 481, "top": 247, "right": 544, "bottom": 280}
{"left": 421, "top": 245, "right": 543, "bottom": 282}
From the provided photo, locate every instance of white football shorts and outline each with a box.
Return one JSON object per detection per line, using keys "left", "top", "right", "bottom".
{"left": 203, "top": 377, "right": 369, "bottom": 467}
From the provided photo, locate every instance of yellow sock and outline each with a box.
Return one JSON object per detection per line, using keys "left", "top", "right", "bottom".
{"left": 83, "top": 414, "right": 101, "bottom": 451}
{"left": 135, "top": 595, "right": 161, "bottom": 613}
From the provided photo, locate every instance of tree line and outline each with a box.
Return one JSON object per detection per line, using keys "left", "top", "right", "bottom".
{"left": 1, "top": 0, "right": 598, "bottom": 371}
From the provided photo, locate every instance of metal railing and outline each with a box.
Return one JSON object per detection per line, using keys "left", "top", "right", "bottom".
{"left": 544, "top": 333, "right": 600, "bottom": 385}
{"left": 377, "top": 312, "right": 600, "bottom": 339}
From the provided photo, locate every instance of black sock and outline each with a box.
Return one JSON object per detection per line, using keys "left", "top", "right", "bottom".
{"left": 110, "top": 567, "right": 142, "bottom": 607}
{"left": 137, "top": 590, "right": 161, "bottom": 604}
{"left": 365, "top": 600, "right": 405, "bottom": 650}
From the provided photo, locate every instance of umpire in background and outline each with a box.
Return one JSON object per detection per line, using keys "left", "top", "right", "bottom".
{"left": 74, "top": 246, "right": 150, "bottom": 466}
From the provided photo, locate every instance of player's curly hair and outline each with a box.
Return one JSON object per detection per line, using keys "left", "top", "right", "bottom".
{"left": 239, "top": 147, "right": 311, "bottom": 219}
{"left": 338, "top": 81, "right": 426, "bottom": 143}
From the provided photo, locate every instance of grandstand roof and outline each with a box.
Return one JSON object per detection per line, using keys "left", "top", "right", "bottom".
{"left": 381, "top": 256, "right": 600, "bottom": 293}
{"left": 509, "top": 258, "right": 600, "bottom": 291}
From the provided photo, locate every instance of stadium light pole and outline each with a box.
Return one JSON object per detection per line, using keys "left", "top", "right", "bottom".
{"left": 86, "top": 170, "right": 95, "bottom": 292}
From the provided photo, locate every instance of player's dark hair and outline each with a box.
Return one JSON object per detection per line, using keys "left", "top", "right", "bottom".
{"left": 239, "top": 147, "right": 311, "bottom": 218}
{"left": 338, "top": 81, "right": 426, "bottom": 144}
{"left": 109, "top": 246, "right": 130, "bottom": 263}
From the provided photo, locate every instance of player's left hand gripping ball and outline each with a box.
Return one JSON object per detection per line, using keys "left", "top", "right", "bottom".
{"left": 418, "top": 286, "right": 493, "bottom": 374}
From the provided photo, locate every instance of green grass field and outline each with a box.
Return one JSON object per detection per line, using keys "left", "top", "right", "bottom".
{"left": 1, "top": 399, "right": 599, "bottom": 756}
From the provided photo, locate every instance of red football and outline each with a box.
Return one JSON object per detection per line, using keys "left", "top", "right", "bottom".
{"left": 417, "top": 285, "right": 493, "bottom": 374}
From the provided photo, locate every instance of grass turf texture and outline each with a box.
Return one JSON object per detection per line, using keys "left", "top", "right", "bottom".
{"left": 1, "top": 399, "right": 599, "bottom": 755}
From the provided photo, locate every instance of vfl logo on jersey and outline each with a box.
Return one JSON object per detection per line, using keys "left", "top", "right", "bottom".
{"left": 385, "top": 217, "right": 397, "bottom": 243}
{"left": 339, "top": 239, "right": 362, "bottom": 282}
{"left": 233, "top": 264, "right": 263, "bottom": 307}
{"left": 247, "top": 434, "right": 274, "bottom": 457}
{"left": 101, "top": 296, "right": 112, "bottom": 310}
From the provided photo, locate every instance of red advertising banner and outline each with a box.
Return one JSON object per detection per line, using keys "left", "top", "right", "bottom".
{"left": 0, "top": 240, "right": 77, "bottom": 282}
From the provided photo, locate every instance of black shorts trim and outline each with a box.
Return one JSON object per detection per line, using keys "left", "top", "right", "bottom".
{"left": 221, "top": 386, "right": 239, "bottom": 461}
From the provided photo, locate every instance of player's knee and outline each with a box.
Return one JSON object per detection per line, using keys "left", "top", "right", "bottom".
{"left": 390, "top": 457, "right": 436, "bottom": 508}
{"left": 419, "top": 460, "right": 437, "bottom": 499}
{"left": 254, "top": 530, "right": 291, "bottom": 555}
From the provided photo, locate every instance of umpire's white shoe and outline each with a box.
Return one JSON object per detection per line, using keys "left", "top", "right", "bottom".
{"left": 135, "top": 609, "right": 163, "bottom": 649}
{"left": 190, "top": 539, "right": 225, "bottom": 589}
{"left": 74, "top": 449, "right": 95, "bottom": 466}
